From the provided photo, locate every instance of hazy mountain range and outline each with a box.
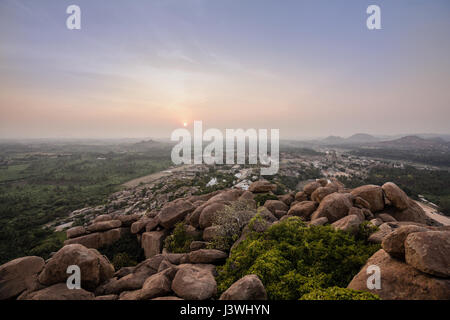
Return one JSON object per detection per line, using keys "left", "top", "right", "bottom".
{"left": 317, "top": 133, "right": 450, "bottom": 148}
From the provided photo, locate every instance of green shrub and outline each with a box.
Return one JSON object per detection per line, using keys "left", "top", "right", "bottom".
{"left": 164, "top": 222, "right": 200, "bottom": 253}
{"left": 253, "top": 193, "right": 278, "bottom": 206}
{"left": 98, "top": 232, "right": 144, "bottom": 267}
{"left": 300, "top": 286, "right": 380, "bottom": 300}
{"left": 216, "top": 217, "right": 380, "bottom": 300}
{"left": 112, "top": 253, "right": 137, "bottom": 270}
{"left": 28, "top": 231, "right": 66, "bottom": 260}
{"left": 356, "top": 221, "right": 378, "bottom": 241}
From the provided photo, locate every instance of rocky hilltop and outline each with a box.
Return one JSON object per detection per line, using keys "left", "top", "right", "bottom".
{"left": 1, "top": 179, "right": 449, "bottom": 300}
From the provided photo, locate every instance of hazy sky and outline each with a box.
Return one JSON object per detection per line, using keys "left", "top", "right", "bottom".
{"left": 1, "top": 0, "right": 449, "bottom": 139}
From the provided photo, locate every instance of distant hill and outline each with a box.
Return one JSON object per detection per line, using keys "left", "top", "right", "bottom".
{"left": 322, "top": 136, "right": 346, "bottom": 144}
{"left": 413, "top": 134, "right": 450, "bottom": 142}
{"left": 373, "top": 136, "right": 450, "bottom": 151}
{"left": 125, "top": 139, "right": 173, "bottom": 152}
{"left": 346, "top": 133, "right": 380, "bottom": 144}
{"left": 321, "top": 133, "right": 380, "bottom": 145}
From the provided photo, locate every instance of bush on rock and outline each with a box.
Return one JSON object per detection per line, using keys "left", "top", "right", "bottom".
{"left": 216, "top": 217, "right": 380, "bottom": 300}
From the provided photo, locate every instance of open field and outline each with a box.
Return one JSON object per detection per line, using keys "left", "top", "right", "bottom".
{"left": 0, "top": 141, "right": 172, "bottom": 264}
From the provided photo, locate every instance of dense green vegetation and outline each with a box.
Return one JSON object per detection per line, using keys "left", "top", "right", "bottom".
{"left": 0, "top": 142, "right": 172, "bottom": 264}
{"left": 98, "top": 232, "right": 145, "bottom": 269}
{"left": 254, "top": 193, "right": 278, "bottom": 206}
{"left": 299, "top": 286, "right": 379, "bottom": 300}
{"left": 216, "top": 217, "right": 380, "bottom": 300}
{"left": 350, "top": 148, "right": 450, "bottom": 167}
{"left": 164, "top": 222, "right": 201, "bottom": 253}
{"left": 338, "top": 165, "right": 450, "bottom": 215}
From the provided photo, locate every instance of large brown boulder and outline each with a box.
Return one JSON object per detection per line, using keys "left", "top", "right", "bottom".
{"left": 188, "top": 249, "right": 227, "bottom": 265}
{"left": 187, "top": 202, "right": 209, "bottom": 228}
{"left": 248, "top": 180, "right": 276, "bottom": 193}
{"left": 331, "top": 214, "right": 362, "bottom": 235}
{"left": 219, "top": 275, "right": 267, "bottom": 300}
{"left": 348, "top": 207, "right": 365, "bottom": 221}
{"left": 141, "top": 231, "right": 166, "bottom": 259}
{"left": 87, "top": 220, "right": 122, "bottom": 233}
{"left": 19, "top": 283, "right": 94, "bottom": 300}
{"left": 138, "top": 273, "right": 171, "bottom": 300}
{"left": 99, "top": 228, "right": 129, "bottom": 247}
{"left": 348, "top": 249, "right": 450, "bottom": 299}
{"left": 389, "top": 200, "right": 428, "bottom": 224}
{"left": 354, "top": 197, "right": 371, "bottom": 209}
{"left": 131, "top": 217, "right": 152, "bottom": 234}
{"left": 97, "top": 273, "right": 147, "bottom": 295}
{"left": 171, "top": 264, "right": 217, "bottom": 300}
{"left": 310, "top": 193, "right": 353, "bottom": 223}
{"left": 377, "top": 213, "right": 397, "bottom": 222}
{"left": 303, "top": 181, "right": 321, "bottom": 196}
{"left": 287, "top": 201, "right": 318, "bottom": 219}
{"left": 206, "top": 189, "right": 242, "bottom": 203}
{"left": 381, "top": 225, "right": 429, "bottom": 259}
{"left": 311, "top": 187, "right": 336, "bottom": 203}
{"left": 117, "top": 214, "right": 140, "bottom": 227}
{"left": 187, "top": 191, "right": 221, "bottom": 203}
{"left": 64, "top": 233, "right": 101, "bottom": 248}
{"left": 277, "top": 194, "right": 294, "bottom": 206}
{"left": 145, "top": 217, "right": 160, "bottom": 232}
{"left": 350, "top": 185, "right": 384, "bottom": 212}
{"left": 294, "top": 191, "right": 308, "bottom": 202}
{"left": 119, "top": 289, "right": 141, "bottom": 300}
{"left": 93, "top": 214, "right": 113, "bottom": 223}
{"left": 66, "top": 226, "right": 87, "bottom": 239}
{"left": 382, "top": 182, "right": 410, "bottom": 210}
{"left": 239, "top": 191, "right": 255, "bottom": 201}
{"left": 264, "top": 200, "right": 289, "bottom": 215}
{"left": 0, "top": 256, "right": 45, "bottom": 300}
{"left": 309, "top": 217, "right": 328, "bottom": 226}
{"left": 158, "top": 199, "right": 195, "bottom": 228}
{"left": 38, "top": 244, "right": 114, "bottom": 291}
{"left": 64, "top": 227, "right": 128, "bottom": 249}
{"left": 199, "top": 202, "right": 226, "bottom": 229}
{"left": 405, "top": 231, "right": 450, "bottom": 278}
{"left": 95, "top": 255, "right": 167, "bottom": 295}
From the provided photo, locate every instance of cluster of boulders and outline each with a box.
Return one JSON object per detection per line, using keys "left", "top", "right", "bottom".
{"left": 348, "top": 226, "right": 450, "bottom": 299}
{"left": 1, "top": 178, "right": 449, "bottom": 300}
{"left": 132, "top": 188, "right": 259, "bottom": 259}
{"left": 0, "top": 185, "right": 270, "bottom": 300}
{"left": 283, "top": 179, "right": 441, "bottom": 240}
{"left": 64, "top": 214, "right": 139, "bottom": 249}
{"left": 0, "top": 242, "right": 267, "bottom": 300}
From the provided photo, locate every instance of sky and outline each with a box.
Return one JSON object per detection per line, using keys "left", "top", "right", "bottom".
{"left": 0, "top": 0, "right": 449, "bottom": 139}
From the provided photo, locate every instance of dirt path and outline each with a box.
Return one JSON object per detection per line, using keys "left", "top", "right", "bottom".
{"left": 122, "top": 164, "right": 196, "bottom": 188}
{"left": 416, "top": 201, "right": 450, "bottom": 226}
